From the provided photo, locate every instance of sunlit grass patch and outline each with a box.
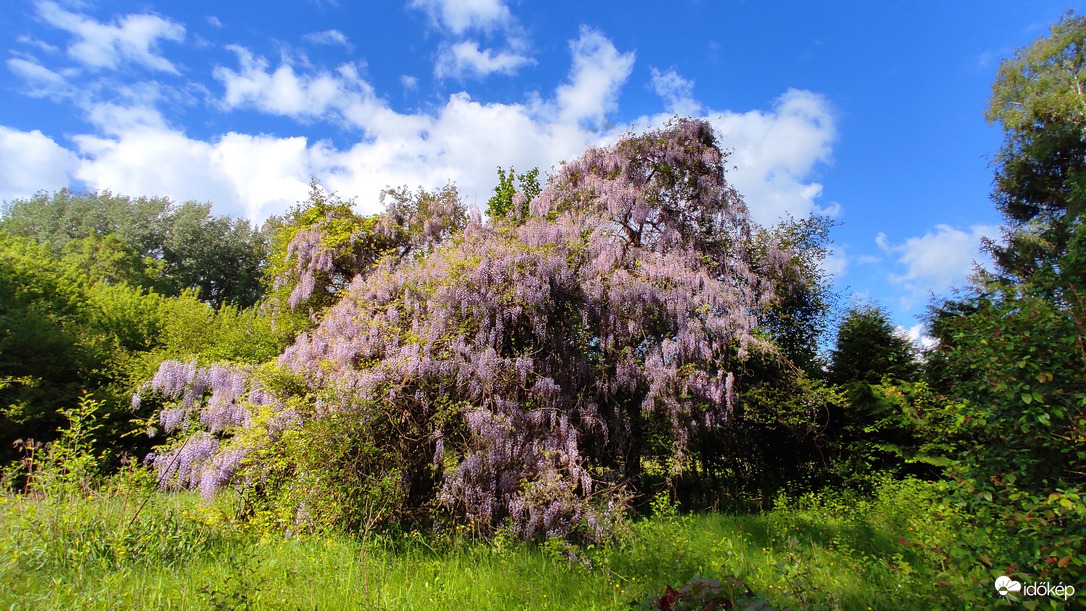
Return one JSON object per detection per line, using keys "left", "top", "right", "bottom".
{"left": 1, "top": 477, "right": 976, "bottom": 610}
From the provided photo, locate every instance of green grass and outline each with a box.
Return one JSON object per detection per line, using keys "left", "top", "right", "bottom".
{"left": 0, "top": 478, "right": 993, "bottom": 610}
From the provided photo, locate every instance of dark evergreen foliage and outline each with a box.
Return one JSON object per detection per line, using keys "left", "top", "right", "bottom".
{"left": 827, "top": 303, "right": 918, "bottom": 386}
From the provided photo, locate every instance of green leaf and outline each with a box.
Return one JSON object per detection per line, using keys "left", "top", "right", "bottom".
{"left": 1021, "top": 392, "right": 1033, "bottom": 404}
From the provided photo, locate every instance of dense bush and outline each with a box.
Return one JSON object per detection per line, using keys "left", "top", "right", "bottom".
{"left": 928, "top": 287, "right": 1086, "bottom": 591}
{"left": 924, "top": 12, "right": 1086, "bottom": 594}
{"left": 0, "top": 229, "right": 289, "bottom": 466}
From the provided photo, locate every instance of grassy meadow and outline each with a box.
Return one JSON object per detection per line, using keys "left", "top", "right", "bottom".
{"left": 2, "top": 475, "right": 992, "bottom": 610}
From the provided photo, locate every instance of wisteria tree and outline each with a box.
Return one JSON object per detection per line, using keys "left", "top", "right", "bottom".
{"left": 140, "top": 119, "right": 799, "bottom": 541}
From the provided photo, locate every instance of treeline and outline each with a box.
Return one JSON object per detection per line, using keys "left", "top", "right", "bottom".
{"left": 1, "top": 191, "right": 267, "bottom": 308}
{"left": 1, "top": 13, "right": 1084, "bottom": 593}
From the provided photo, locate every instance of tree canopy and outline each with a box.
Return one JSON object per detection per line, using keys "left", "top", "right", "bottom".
{"left": 1, "top": 190, "right": 268, "bottom": 308}
{"left": 923, "top": 13, "right": 1086, "bottom": 587}
{"left": 986, "top": 12, "right": 1086, "bottom": 286}
{"left": 485, "top": 166, "right": 541, "bottom": 223}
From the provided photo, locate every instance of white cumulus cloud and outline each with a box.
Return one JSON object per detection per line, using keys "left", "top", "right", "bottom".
{"left": 707, "top": 89, "right": 837, "bottom": 225}
{"left": 881, "top": 224, "right": 999, "bottom": 309}
{"left": 434, "top": 40, "right": 534, "bottom": 78}
{"left": 5, "top": 26, "right": 838, "bottom": 233}
{"left": 555, "top": 26, "right": 635, "bottom": 126}
{"left": 72, "top": 125, "right": 313, "bottom": 221}
{"left": 0, "top": 127, "right": 78, "bottom": 202}
{"left": 35, "top": 0, "right": 185, "bottom": 73}
{"left": 409, "top": 0, "right": 513, "bottom": 34}
{"left": 411, "top": 0, "right": 534, "bottom": 79}
{"left": 213, "top": 46, "right": 381, "bottom": 123}
{"left": 650, "top": 68, "right": 702, "bottom": 117}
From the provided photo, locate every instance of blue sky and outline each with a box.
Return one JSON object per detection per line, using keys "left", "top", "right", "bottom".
{"left": 1, "top": 0, "right": 1081, "bottom": 337}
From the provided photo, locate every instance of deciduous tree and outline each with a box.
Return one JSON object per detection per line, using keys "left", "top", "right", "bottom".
{"left": 927, "top": 14, "right": 1086, "bottom": 586}
{"left": 986, "top": 11, "right": 1086, "bottom": 289}
{"left": 1, "top": 190, "right": 268, "bottom": 307}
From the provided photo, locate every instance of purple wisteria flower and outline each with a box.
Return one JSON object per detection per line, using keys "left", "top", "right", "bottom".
{"left": 135, "top": 119, "right": 790, "bottom": 542}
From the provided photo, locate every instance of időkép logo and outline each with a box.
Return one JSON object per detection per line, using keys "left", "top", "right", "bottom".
{"left": 996, "top": 575, "right": 1076, "bottom": 602}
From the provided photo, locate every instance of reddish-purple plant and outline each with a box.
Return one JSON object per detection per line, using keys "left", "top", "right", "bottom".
{"left": 143, "top": 119, "right": 788, "bottom": 539}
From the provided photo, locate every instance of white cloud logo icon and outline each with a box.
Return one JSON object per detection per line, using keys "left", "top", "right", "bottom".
{"left": 996, "top": 576, "right": 1022, "bottom": 596}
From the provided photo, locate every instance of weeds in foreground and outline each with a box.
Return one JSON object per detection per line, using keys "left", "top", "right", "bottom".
{"left": 0, "top": 402, "right": 1017, "bottom": 609}
{"left": 2, "top": 395, "right": 229, "bottom": 575}
{"left": 0, "top": 480, "right": 1002, "bottom": 610}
